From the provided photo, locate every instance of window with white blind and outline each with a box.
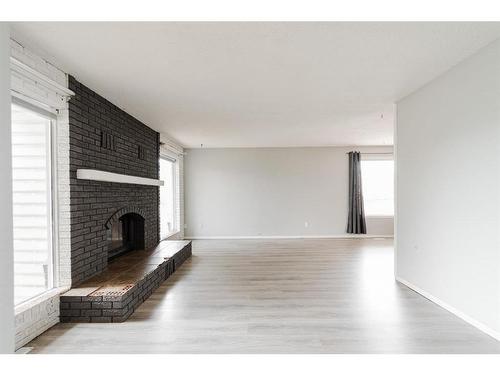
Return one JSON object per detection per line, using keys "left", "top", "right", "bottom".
{"left": 159, "top": 157, "right": 178, "bottom": 239}
{"left": 11, "top": 102, "right": 55, "bottom": 305}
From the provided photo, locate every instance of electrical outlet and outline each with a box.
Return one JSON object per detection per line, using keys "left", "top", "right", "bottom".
{"left": 183, "top": 223, "right": 188, "bottom": 229}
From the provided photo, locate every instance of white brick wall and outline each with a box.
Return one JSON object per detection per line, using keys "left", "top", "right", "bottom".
{"left": 55, "top": 108, "right": 71, "bottom": 288}
{"left": 11, "top": 39, "right": 72, "bottom": 350}
{"left": 14, "top": 290, "right": 59, "bottom": 349}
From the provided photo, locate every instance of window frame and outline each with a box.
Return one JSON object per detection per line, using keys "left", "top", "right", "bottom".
{"left": 360, "top": 154, "right": 395, "bottom": 218}
{"left": 159, "top": 154, "right": 179, "bottom": 240}
{"left": 11, "top": 98, "right": 58, "bottom": 306}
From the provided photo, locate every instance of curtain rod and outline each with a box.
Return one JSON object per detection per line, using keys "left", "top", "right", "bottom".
{"left": 345, "top": 152, "right": 393, "bottom": 155}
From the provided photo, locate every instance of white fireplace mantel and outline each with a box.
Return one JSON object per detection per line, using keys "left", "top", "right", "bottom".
{"left": 76, "top": 169, "right": 164, "bottom": 186}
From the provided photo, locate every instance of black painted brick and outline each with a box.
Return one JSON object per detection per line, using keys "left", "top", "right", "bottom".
{"left": 70, "top": 302, "right": 91, "bottom": 309}
{"left": 82, "top": 295, "right": 103, "bottom": 302}
{"left": 102, "top": 309, "right": 125, "bottom": 317}
{"left": 81, "top": 309, "right": 103, "bottom": 317}
{"left": 68, "top": 76, "right": 160, "bottom": 286}
{"left": 92, "top": 301, "right": 113, "bottom": 309}
{"left": 60, "top": 309, "right": 81, "bottom": 317}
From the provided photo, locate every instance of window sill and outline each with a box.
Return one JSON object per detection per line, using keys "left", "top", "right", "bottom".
{"left": 15, "top": 286, "right": 71, "bottom": 315}
{"left": 366, "top": 215, "right": 394, "bottom": 219}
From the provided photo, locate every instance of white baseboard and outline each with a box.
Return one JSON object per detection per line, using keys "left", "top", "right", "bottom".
{"left": 185, "top": 234, "right": 394, "bottom": 240}
{"left": 396, "top": 276, "right": 500, "bottom": 341}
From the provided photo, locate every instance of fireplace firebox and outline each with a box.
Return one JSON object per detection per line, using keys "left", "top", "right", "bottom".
{"left": 107, "top": 213, "right": 145, "bottom": 260}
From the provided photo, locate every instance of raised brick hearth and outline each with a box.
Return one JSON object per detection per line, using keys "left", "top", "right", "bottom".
{"left": 60, "top": 241, "right": 191, "bottom": 322}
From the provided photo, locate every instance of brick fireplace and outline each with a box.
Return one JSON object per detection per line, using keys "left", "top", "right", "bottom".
{"left": 63, "top": 76, "right": 191, "bottom": 323}
{"left": 68, "top": 76, "right": 160, "bottom": 286}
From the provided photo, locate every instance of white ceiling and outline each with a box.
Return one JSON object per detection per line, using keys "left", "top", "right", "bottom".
{"left": 10, "top": 22, "right": 500, "bottom": 148}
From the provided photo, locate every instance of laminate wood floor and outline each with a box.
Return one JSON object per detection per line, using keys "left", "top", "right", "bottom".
{"left": 27, "top": 239, "right": 500, "bottom": 353}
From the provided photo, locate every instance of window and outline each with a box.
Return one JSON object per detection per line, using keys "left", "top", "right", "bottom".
{"left": 11, "top": 102, "right": 55, "bottom": 305}
{"left": 361, "top": 158, "right": 394, "bottom": 216}
{"left": 159, "top": 157, "right": 178, "bottom": 239}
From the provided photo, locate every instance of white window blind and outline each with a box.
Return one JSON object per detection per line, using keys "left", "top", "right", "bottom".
{"left": 11, "top": 102, "right": 54, "bottom": 305}
{"left": 159, "top": 157, "right": 177, "bottom": 239}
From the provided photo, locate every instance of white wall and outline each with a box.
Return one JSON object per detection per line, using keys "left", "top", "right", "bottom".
{"left": 0, "top": 23, "right": 14, "bottom": 353}
{"left": 396, "top": 40, "right": 500, "bottom": 338}
{"left": 185, "top": 146, "right": 393, "bottom": 238}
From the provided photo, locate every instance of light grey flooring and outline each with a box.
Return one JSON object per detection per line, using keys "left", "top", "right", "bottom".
{"left": 28, "top": 238, "right": 500, "bottom": 353}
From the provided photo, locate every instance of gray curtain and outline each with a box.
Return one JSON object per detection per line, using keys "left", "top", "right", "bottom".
{"left": 347, "top": 151, "right": 366, "bottom": 234}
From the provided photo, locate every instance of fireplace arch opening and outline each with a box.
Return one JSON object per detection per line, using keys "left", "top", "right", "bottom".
{"left": 106, "top": 212, "right": 145, "bottom": 261}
